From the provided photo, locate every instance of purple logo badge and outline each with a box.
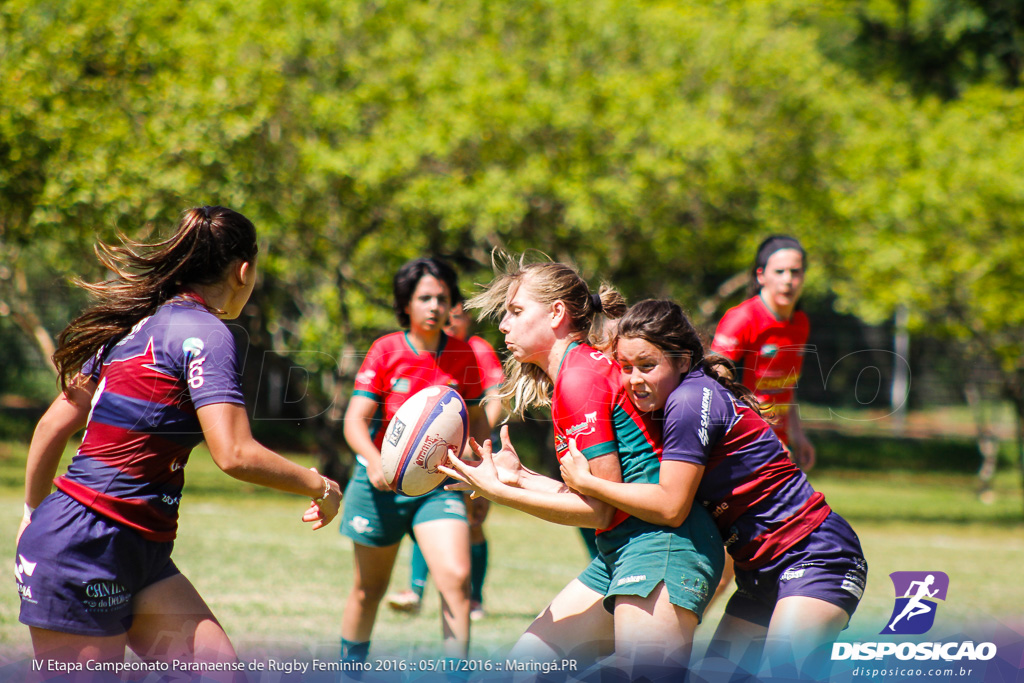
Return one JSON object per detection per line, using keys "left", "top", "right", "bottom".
{"left": 881, "top": 571, "right": 949, "bottom": 635}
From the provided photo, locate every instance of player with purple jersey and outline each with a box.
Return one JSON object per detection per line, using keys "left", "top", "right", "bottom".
{"left": 16, "top": 206, "right": 343, "bottom": 670}
{"left": 561, "top": 299, "right": 866, "bottom": 680}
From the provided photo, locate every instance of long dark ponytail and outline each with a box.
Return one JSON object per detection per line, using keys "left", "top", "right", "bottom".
{"left": 616, "top": 299, "right": 768, "bottom": 418}
{"left": 53, "top": 206, "right": 258, "bottom": 394}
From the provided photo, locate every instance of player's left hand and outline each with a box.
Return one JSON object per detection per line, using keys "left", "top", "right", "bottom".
{"left": 559, "top": 437, "right": 595, "bottom": 493}
{"left": 791, "top": 434, "right": 816, "bottom": 471}
{"left": 301, "top": 469, "right": 343, "bottom": 530}
{"left": 441, "top": 441, "right": 504, "bottom": 500}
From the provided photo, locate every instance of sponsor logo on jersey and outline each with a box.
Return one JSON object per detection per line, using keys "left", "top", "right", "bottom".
{"left": 759, "top": 344, "right": 779, "bottom": 358}
{"left": 697, "top": 387, "right": 713, "bottom": 446}
{"left": 355, "top": 369, "right": 376, "bottom": 385}
{"left": 161, "top": 494, "right": 182, "bottom": 507}
{"left": 567, "top": 412, "right": 598, "bottom": 439}
{"left": 390, "top": 378, "right": 411, "bottom": 394}
{"left": 182, "top": 337, "right": 205, "bottom": 358}
{"left": 187, "top": 355, "right": 206, "bottom": 389}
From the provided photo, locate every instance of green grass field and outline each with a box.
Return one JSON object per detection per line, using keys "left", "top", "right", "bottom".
{"left": 2, "top": 436, "right": 1022, "bottom": 668}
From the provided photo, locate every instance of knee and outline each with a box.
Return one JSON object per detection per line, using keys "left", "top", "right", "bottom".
{"left": 433, "top": 563, "right": 471, "bottom": 596}
{"left": 350, "top": 580, "right": 391, "bottom": 606}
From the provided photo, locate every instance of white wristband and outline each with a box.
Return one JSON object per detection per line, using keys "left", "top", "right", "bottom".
{"left": 24, "top": 503, "right": 35, "bottom": 519}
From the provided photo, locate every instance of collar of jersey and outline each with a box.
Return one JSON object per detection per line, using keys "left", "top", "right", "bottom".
{"left": 403, "top": 330, "right": 448, "bottom": 357}
{"left": 557, "top": 340, "right": 581, "bottom": 377}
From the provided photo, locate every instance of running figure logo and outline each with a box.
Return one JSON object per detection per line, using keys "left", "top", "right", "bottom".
{"left": 882, "top": 571, "right": 949, "bottom": 635}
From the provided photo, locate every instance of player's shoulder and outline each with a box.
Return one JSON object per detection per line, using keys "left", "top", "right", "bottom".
{"left": 667, "top": 367, "right": 729, "bottom": 415}
{"left": 556, "top": 344, "right": 617, "bottom": 397}
{"left": 467, "top": 335, "right": 497, "bottom": 355}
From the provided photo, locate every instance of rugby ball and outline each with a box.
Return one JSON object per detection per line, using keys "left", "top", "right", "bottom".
{"left": 380, "top": 385, "right": 469, "bottom": 497}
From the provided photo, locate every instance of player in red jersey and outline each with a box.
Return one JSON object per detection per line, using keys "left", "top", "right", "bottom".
{"left": 16, "top": 207, "right": 343, "bottom": 670}
{"left": 561, "top": 299, "right": 865, "bottom": 680}
{"left": 711, "top": 235, "right": 814, "bottom": 469}
{"left": 441, "top": 255, "right": 723, "bottom": 671}
{"left": 386, "top": 302, "right": 504, "bottom": 619}
{"left": 340, "top": 258, "right": 491, "bottom": 662}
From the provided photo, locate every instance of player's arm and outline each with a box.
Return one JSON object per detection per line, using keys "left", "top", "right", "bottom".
{"left": 342, "top": 394, "right": 390, "bottom": 491}
{"left": 442, "top": 435, "right": 622, "bottom": 529}
{"left": 198, "top": 403, "right": 342, "bottom": 529}
{"left": 561, "top": 439, "right": 705, "bottom": 527}
{"left": 482, "top": 387, "right": 503, "bottom": 429}
{"left": 19, "top": 381, "right": 96, "bottom": 543}
{"left": 786, "top": 398, "right": 816, "bottom": 471}
{"left": 24, "top": 381, "right": 95, "bottom": 509}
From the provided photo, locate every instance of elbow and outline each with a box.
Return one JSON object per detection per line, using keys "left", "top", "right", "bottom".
{"left": 594, "top": 505, "right": 617, "bottom": 530}
{"left": 663, "top": 502, "right": 694, "bottom": 528}
{"left": 210, "top": 443, "right": 249, "bottom": 479}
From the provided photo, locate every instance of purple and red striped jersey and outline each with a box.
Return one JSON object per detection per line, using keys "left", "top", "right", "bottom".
{"left": 660, "top": 365, "right": 830, "bottom": 569}
{"left": 711, "top": 295, "right": 810, "bottom": 444}
{"left": 352, "top": 331, "right": 484, "bottom": 451}
{"left": 55, "top": 298, "right": 245, "bottom": 541}
{"left": 552, "top": 342, "right": 660, "bottom": 533}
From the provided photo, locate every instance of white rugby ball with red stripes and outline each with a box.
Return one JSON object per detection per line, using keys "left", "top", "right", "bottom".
{"left": 380, "top": 385, "right": 469, "bottom": 497}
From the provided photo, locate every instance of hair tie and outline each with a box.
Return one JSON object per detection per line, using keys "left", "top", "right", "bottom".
{"left": 590, "top": 292, "right": 603, "bottom": 314}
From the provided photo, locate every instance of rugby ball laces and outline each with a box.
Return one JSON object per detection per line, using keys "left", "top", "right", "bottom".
{"left": 380, "top": 385, "right": 469, "bottom": 496}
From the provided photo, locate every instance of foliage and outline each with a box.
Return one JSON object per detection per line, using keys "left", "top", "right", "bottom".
{"left": 3, "top": 0, "right": 1024, "bottom": 476}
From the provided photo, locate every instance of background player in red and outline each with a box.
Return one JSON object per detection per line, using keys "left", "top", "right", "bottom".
{"left": 711, "top": 234, "right": 814, "bottom": 469}
{"left": 560, "top": 299, "right": 866, "bottom": 680}
{"left": 386, "top": 302, "right": 504, "bottom": 619}
{"left": 15, "top": 206, "right": 343, "bottom": 669}
{"left": 441, "top": 256, "right": 723, "bottom": 670}
{"left": 339, "top": 258, "right": 491, "bottom": 662}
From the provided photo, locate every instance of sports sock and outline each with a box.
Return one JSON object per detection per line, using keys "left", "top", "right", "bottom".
{"left": 410, "top": 542, "right": 428, "bottom": 598}
{"left": 341, "top": 638, "right": 370, "bottom": 663}
{"left": 470, "top": 540, "right": 488, "bottom": 604}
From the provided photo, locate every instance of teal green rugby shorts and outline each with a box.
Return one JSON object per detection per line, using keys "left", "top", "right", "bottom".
{"left": 578, "top": 505, "right": 724, "bottom": 620}
{"left": 340, "top": 462, "right": 468, "bottom": 547}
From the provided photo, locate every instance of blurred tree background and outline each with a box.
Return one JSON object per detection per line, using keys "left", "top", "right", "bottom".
{"left": 2, "top": 0, "right": 1023, "bottom": 490}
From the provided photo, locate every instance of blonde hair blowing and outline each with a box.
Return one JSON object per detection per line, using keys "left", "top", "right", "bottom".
{"left": 466, "top": 251, "right": 626, "bottom": 417}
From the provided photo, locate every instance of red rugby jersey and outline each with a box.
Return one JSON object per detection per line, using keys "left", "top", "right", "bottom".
{"left": 551, "top": 342, "right": 660, "bottom": 533}
{"left": 467, "top": 335, "right": 505, "bottom": 392}
{"left": 353, "top": 332, "right": 484, "bottom": 450}
{"left": 711, "top": 295, "right": 810, "bottom": 444}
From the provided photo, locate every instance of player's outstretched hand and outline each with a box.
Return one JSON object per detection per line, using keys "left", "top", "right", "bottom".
{"left": 488, "top": 424, "right": 525, "bottom": 487}
{"left": 559, "top": 437, "right": 596, "bottom": 494}
{"left": 440, "top": 442, "right": 504, "bottom": 500}
{"left": 302, "top": 469, "right": 344, "bottom": 530}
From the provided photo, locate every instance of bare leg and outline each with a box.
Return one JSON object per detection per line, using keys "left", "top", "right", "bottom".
{"left": 342, "top": 543, "right": 401, "bottom": 644}
{"left": 703, "top": 554, "right": 735, "bottom": 614}
{"left": 29, "top": 628, "right": 127, "bottom": 669}
{"left": 509, "top": 579, "right": 613, "bottom": 667}
{"left": 612, "top": 583, "right": 698, "bottom": 672}
{"left": 699, "top": 612, "right": 768, "bottom": 682}
{"left": 763, "top": 596, "right": 849, "bottom": 680}
{"left": 414, "top": 518, "right": 472, "bottom": 658}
